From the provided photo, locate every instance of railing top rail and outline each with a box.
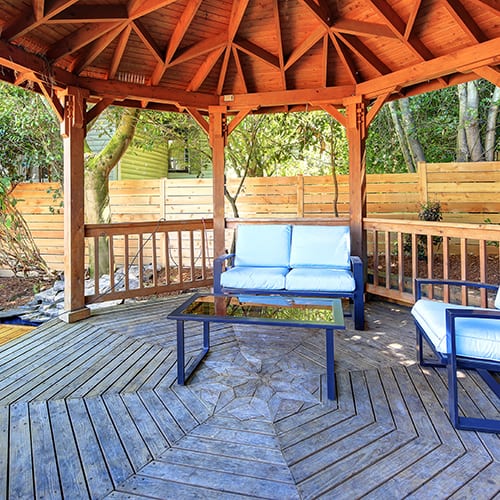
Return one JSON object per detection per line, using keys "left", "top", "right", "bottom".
{"left": 364, "top": 218, "right": 500, "bottom": 238}
{"left": 226, "top": 217, "right": 350, "bottom": 229}
{"left": 85, "top": 218, "right": 214, "bottom": 237}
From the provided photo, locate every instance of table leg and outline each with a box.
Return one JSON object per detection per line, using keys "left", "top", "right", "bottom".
{"left": 177, "top": 319, "right": 211, "bottom": 386}
{"left": 326, "top": 327, "right": 336, "bottom": 400}
{"left": 177, "top": 319, "right": 186, "bottom": 385}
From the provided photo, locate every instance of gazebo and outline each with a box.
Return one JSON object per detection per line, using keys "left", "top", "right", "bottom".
{"left": 0, "top": 0, "right": 498, "bottom": 320}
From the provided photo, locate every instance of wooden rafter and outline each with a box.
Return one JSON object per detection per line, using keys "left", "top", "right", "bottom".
{"left": 298, "top": 0, "right": 333, "bottom": 28}
{"left": 337, "top": 33, "right": 391, "bottom": 75}
{"left": 132, "top": 19, "right": 163, "bottom": 64}
{"left": 109, "top": 24, "right": 132, "bottom": 79}
{"left": 2, "top": 0, "right": 78, "bottom": 40}
{"left": 187, "top": 46, "right": 225, "bottom": 92}
{"left": 233, "top": 38, "right": 280, "bottom": 69}
{"left": 46, "top": 21, "right": 123, "bottom": 61}
{"left": 404, "top": 0, "right": 422, "bottom": 40}
{"left": 47, "top": 5, "right": 129, "bottom": 23}
{"left": 441, "top": 0, "right": 488, "bottom": 43}
{"left": 329, "top": 33, "right": 359, "bottom": 84}
{"left": 170, "top": 33, "right": 227, "bottom": 67}
{"left": 474, "top": 66, "right": 500, "bottom": 86}
{"left": 72, "top": 24, "right": 126, "bottom": 74}
{"left": 32, "top": 0, "right": 45, "bottom": 21}
{"left": 284, "top": 25, "right": 325, "bottom": 71}
{"left": 331, "top": 19, "right": 397, "bottom": 39}
{"left": 272, "top": 0, "right": 286, "bottom": 89}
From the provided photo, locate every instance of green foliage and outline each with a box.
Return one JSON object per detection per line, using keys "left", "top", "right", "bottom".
{"left": 0, "top": 82, "right": 62, "bottom": 182}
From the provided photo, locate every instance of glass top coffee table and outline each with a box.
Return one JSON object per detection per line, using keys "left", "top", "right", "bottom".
{"left": 167, "top": 294, "right": 345, "bottom": 401}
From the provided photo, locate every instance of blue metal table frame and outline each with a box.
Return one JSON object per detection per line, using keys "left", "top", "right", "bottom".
{"left": 167, "top": 294, "right": 346, "bottom": 401}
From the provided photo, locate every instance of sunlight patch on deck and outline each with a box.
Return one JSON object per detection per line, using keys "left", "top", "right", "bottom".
{"left": 0, "top": 324, "right": 35, "bottom": 346}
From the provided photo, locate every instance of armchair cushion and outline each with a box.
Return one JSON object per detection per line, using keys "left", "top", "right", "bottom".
{"left": 286, "top": 268, "right": 355, "bottom": 292}
{"left": 220, "top": 266, "right": 288, "bottom": 290}
{"left": 411, "top": 299, "right": 500, "bottom": 361}
{"left": 234, "top": 224, "right": 292, "bottom": 267}
{"left": 290, "top": 225, "right": 351, "bottom": 269}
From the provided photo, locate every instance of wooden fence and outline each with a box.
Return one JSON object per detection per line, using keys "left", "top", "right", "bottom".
{"left": 8, "top": 161, "right": 500, "bottom": 272}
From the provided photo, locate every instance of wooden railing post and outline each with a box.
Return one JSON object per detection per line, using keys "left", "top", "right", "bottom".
{"left": 297, "top": 174, "right": 304, "bottom": 217}
{"left": 417, "top": 161, "right": 428, "bottom": 205}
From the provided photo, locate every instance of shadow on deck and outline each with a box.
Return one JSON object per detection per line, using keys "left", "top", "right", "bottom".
{"left": 0, "top": 295, "right": 498, "bottom": 499}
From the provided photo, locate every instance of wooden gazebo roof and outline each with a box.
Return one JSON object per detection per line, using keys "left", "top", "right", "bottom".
{"left": 0, "top": 0, "right": 498, "bottom": 115}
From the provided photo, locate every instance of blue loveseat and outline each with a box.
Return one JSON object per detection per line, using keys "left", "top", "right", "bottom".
{"left": 213, "top": 224, "right": 365, "bottom": 330}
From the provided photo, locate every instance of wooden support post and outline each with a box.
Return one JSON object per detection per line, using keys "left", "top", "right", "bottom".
{"left": 59, "top": 87, "right": 90, "bottom": 323}
{"left": 345, "top": 96, "right": 367, "bottom": 262}
{"left": 209, "top": 106, "right": 227, "bottom": 260}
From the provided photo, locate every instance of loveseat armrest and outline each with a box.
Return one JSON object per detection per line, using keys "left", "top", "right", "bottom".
{"left": 414, "top": 278, "right": 498, "bottom": 301}
{"left": 213, "top": 253, "right": 235, "bottom": 293}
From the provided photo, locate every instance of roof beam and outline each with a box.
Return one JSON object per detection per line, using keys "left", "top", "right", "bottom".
{"left": 336, "top": 33, "right": 391, "bottom": 75}
{"left": 298, "top": 0, "right": 333, "bottom": 28}
{"left": 170, "top": 33, "right": 227, "bottom": 67}
{"left": 72, "top": 24, "right": 126, "bottom": 74}
{"left": 329, "top": 33, "right": 359, "bottom": 84}
{"left": 127, "top": 0, "right": 177, "bottom": 19}
{"left": 473, "top": 66, "right": 500, "bottom": 86}
{"left": 441, "top": 0, "right": 488, "bottom": 43}
{"left": 404, "top": 0, "right": 422, "bottom": 39}
{"left": 109, "top": 24, "right": 132, "bottom": 79}
{"left": 272, "top": 0, "right": 286, "bottom": 89}
{"left": 187, "top": 46, "right": 225, "bottom": 92}
{"left": 234, "top": 38, "right": 280, "bottom": 69}
{"left": 150, "top": 0, "right": 203, "bottom": 85}
{"left": 332, "top": 19, "right": 397, "bottom": 39}
{"left": 284, "top": 25, "right": 325, "bottom": 71}
{"left": 357, "top": 37, "right": 500, "bottom": 98}
{"left": 132, "top": 19, "right": 163, "bottom": 64}
{"left": 48, "top": 5, "right": 129, "bottom": 23}
{"left": 2, "top": 0, "right": 79, "bottom": 40}
{"left": 32, "top": 0, "right": 45, "bottom": 21}
{"left": 46, "top": 21, "right": 123, "bottom": 61}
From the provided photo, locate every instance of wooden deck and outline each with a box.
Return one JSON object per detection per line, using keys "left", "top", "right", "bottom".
{"left": 0, "top": 295, "right": 498, "bottom": 499}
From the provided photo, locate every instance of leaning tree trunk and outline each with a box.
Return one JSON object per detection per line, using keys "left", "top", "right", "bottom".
{"left": 399, "top": 97, "right": 426, "bottom": 167}
{"left": 456, "top": 83, "right": 469, "bottom": 161}
{"left": 464, "top": 81, "right": 484, "bottom": 161}
{"left": 388, "top": 101, "right": 415, "bottom": 172}
{"left": 85, "top": 108, "right": 140, "bottom": 276}
{"left": 485, "top": 85, "right": 500, "bottom": 161}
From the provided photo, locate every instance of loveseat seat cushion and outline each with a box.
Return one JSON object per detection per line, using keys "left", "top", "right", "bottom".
{"left": 220, "top": 266, "right": 288, "bottom": 290}
{"left": 411, "top": 299, "right": 500, "bottom": 361}
{"left": 285, "top": 268, "right": 355, "bottom": 292}
{"left": 290, "top": 225, "right": 350, "bottom": 269}
{"left": 234, "top": 224, "right": 292, "bottom": 267}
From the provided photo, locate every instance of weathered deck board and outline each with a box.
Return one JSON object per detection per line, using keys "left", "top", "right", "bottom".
{"left": 0, "top": 296, "right": 497, "bottom": 499}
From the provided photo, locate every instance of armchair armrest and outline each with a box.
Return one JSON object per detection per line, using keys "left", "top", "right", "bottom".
{"left": 213, "top": 253, "right": 235, "bottom": 294}
{"left": 415, "top": 278, "right": 498, "bottom": 301}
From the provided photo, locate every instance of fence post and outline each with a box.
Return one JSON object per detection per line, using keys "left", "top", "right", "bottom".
{"left": 297, "top": 174, "right": 304, "bottom": 217}
{"left": 417, "top": 161, "right": 428, "bottom": 206}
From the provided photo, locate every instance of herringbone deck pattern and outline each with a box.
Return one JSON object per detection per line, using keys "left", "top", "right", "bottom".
{"left": 0, "top": 296, "right": 498, "bottom": 499}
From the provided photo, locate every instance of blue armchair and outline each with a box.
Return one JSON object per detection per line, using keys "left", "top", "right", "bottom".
{"left": 411, "top": 279, "right": 500, "bottom": 433}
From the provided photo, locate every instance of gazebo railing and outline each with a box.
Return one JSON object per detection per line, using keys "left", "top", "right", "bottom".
{"left": 365, "top": 218, "right": 500, "bottom": 305}
{"left": 82, "top": 216, "right": 499, "bottom": 307}
{"left": 84, "top": 219, "right": 214, "bottom": 304}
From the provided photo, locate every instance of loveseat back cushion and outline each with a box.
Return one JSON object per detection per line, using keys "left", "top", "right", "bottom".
{"left": 411, "top": 299, "right": 500, "bottom": 361}
{"left": 495, "top": 287, "right": 500, "bottom": 309}
{"left": 220, "top": 266, "right": 288, "bottom": 290}
{"left": 286, "top": 268, "right": 355, "bottom": 292}
{"left": 234, "top": 224, "right": 292, "bottom": 267}
{"left": 290, "top": 225, "right": 351, "bottom": 269}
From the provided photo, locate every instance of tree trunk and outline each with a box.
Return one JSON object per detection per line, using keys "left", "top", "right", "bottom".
{"left": 456, "top": 83, "right": 469, "bottom": 161}
{"left": 388, "top": 101, "right": 415, "bottom": 172}
{"left": 485, "top": 85, "right": 500, "bottom": 161}
{"left": 465, "top": 81, "right": 484, "bottom": 161}
{"left": 399, "top": 97, "right": 426, "bottom": 166}
{"left": 329, "top": 118, "right": 339, "bottom": 217}
{"left": 85, "top": 108, "right": 140, "bottom": 275}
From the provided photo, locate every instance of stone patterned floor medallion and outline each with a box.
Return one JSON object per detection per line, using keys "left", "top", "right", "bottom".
{"left": 189, "top": 324, "right": 330, "bottom": 422}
